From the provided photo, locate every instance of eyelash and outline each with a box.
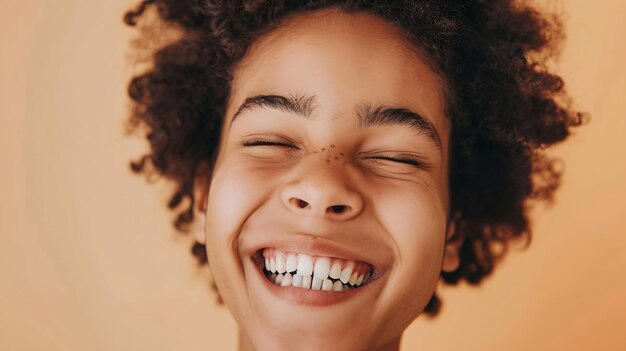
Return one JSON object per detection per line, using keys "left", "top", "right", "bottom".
{"left": 241, "top": 139, "right": 428, "bottom": 169}
{"left": 368, "top": 155, "right": 426, "bottom": 168}
{"left": 241, "top": 138, "right": 296, "bottom": 148}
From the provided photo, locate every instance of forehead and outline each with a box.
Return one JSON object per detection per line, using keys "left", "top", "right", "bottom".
{"left": 227, "top": 8, "right": 449, "bottom": 136}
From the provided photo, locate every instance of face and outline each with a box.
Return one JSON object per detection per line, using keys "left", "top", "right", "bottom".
{"left": 201, "top": 8, "right": 460, "bottom": 351}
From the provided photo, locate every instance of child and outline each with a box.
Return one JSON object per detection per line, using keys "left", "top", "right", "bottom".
{"left": 124, "top": 1, "right": 584, "bottom": 350}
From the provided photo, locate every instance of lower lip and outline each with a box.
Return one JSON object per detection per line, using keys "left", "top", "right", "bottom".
{"left": 251, "top": 257, "right": 379, "bottom": 307}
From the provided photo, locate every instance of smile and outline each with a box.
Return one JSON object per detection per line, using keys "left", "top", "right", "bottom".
{"left": 248, "top": 238, "right": 387, "bottom": 306}
{"left": 255, "top": 248, "right": 375, "bottom": 292}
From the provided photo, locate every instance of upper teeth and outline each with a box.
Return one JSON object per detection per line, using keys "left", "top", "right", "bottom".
{"left": 262, "top": 248, "right": 372, "bottom": 291}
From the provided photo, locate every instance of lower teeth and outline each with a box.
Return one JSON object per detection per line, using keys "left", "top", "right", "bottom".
{"left": 264, "top": 268, "right": 362, "bottom": 291}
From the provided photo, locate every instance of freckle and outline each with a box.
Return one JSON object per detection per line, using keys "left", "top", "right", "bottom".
{"left": 334, "top": 156, "right": 339, "bottom": 160}
{"left": 326, "top": 159, "right": 330, "bottom": 162}
{"left": 313, "top": 151, "right": 317, "bottom": 154}
{"left": 321, "top": 148, "right": 326, "bottom": 151}
{"left": 340, "top": 153, "right": 344, "bottom": 156}
{"left": 330, "top": 144, "right": 335, "bottom": 148}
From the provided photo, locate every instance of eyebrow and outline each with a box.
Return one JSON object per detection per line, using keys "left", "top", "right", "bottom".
{"left": 231, "top": 94, "right": 442, "bottom": 150}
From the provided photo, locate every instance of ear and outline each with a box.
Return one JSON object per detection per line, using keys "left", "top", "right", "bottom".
{"left": 192, "top": 177, "right": 209, "bottom": 244}
{"left": 442, "top": 215, "right": 463, "bottom": 273}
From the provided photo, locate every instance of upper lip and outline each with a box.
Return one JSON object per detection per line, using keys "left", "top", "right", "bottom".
{"left": 246, "top": 233, "right": 388, "bottom": 273}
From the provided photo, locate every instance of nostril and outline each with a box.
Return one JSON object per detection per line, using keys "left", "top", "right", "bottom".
{"left": 289, "top": 198, "right": 310, "bottom": 209}
{"left": 328, "top": 205, "right": 349, "bottom": 214}
{"left": 286, "top": 198, "right": 355, "bottom": 216}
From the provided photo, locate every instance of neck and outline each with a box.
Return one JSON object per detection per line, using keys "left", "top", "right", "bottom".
{"left": 238, "top": 329, "right": 255, "bottom": 351}
{"left": 237, "top": 329, "right": 402, "bottom": 351}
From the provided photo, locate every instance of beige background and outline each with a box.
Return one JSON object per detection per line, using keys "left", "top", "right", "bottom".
{"left": 1, "top": 0, "right": 625, "bottom": 350}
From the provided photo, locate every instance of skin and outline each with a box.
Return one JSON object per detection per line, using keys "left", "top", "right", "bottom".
{"left": 196, "top": 8, "right": 462, "bottom": 351}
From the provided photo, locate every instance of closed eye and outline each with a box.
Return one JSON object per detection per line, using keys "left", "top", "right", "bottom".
{"left": 367, "top": 155, "right": 431, "bottom": 170}
{"left": 241, "top": 138, "right": 297, "bottom": 148}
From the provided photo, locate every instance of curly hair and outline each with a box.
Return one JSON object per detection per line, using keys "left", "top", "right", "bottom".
{"left": 123, "top": 0, "right": 585, "bottom": 316}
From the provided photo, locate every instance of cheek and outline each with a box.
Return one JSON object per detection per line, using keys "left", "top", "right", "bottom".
{"left": 375, "top": 184, "right": 446, "bottom": 307}
{"left": 204, "top": 163, "right": 274, "bottom": 316}
{"left": 206, "top": 163, "right": 268, "bottom": 241}
{"left": 205, "top": 164, "right": 265, "bottom": 266}
{"left": 382, "top": 190, "right": 445, "bottom": 275}
{"left": 375, "top": 179, "right": 447, "bottom": 258}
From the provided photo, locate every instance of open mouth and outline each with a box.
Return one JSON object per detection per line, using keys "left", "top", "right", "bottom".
{"left": 253, "top": 248, "right": 376, "bottom": 292}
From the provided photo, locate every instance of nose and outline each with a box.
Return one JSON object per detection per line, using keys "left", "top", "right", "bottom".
{"left": 280, "top": 162, "right": 364, "bottom": 221}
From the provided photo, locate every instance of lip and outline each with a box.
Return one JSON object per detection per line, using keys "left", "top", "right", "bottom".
{"left": 249, "top": 254, "right": 381, "bottom": 307}
{"left": 246, "top": 235, "right": 388, "bottom": 275}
